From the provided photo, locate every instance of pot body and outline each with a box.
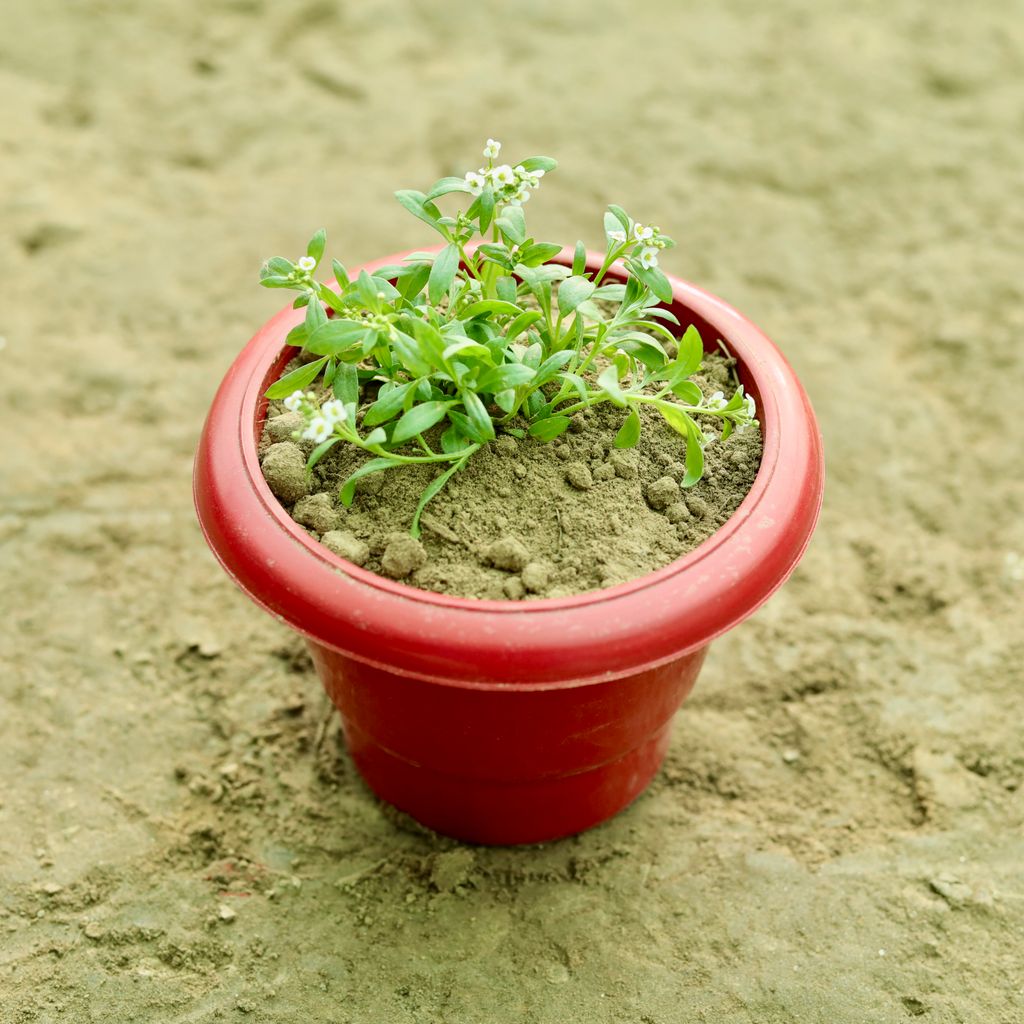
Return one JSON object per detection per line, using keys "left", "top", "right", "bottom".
{"left": 310, "top": 641, "right": 706, "bottom": 844}
{"left": 194, "top": 247, "right": 824, "bottom": 845}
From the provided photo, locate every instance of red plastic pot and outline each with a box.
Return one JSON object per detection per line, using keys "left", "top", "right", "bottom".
{"left": 193, "top": 249, "right": 824, "bottom": 845}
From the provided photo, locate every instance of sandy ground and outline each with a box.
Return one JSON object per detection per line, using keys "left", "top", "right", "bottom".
{"left": 2, "top": 2, "right": 1023, "bottom": 1021}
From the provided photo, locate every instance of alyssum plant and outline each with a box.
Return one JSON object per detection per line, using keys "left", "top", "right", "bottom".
{"left": 260, "top": 139, "right": 757, "bottom": 536}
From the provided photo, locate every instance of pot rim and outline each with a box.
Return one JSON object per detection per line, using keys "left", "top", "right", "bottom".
{"left": 194, "top": 247, "right": 824, "bottom": 689}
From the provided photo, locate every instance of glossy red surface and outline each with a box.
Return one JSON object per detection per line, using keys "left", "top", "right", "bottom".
{"left": 193, "top": 249, "right": 824, "bottom": 843}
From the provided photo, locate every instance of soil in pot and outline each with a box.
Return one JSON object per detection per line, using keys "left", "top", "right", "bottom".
{"left": 257, "top": 352, "right": 762, "bottom": 600}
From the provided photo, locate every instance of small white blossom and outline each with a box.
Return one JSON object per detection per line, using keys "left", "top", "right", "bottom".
{"left": 634, "top": 223, "right": 655, "bottom": 242}
{"left": 607, "top": 229, "right": 627, "bottom": 243}
{"left": 639, "top": 246, "right": 659, "bottom": 269}
{"left": 483, "top": 138, "right": 501, "bottom": 159}
{"left": 297, "top": 256, "right": 316, "bottom": 272}
{"left": 321, "top": 399, "right": 347, "bottom": 425}
{"left": 302, "top": 415, "right": 333, "bottom": 444}
{"left": 706, "top": 390, "right": 728, "bottom": 411}
{"left": 283, "top": 390, "right": 305, "bottom": 412}
{"left": 490, "top": 164, "right": 516, "bottom": 188}
{"left": 465, "top": 170, "right": 486, "bottom": 196}
{"left": 511, "top": 187, "right": 531, "bottom": 205}
{"left": 744, "top": 394, "right": 757, "bottom": 420}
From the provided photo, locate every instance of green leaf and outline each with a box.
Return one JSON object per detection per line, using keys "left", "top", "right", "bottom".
{"left": 355, "top": 270, "right": 382, "bottom": 311}
{"left": 519, "top": 156, "right": 557, "bottom": 173}
{"left": 305, "top": 319, "right": 366, "bottom": 356}
{"left": 332, "top": 361, "right": 360, "bottom": 417}
{"left": 603, "top": 211, "right": 625, "bottom": 243}
{"left": 398, "top": 263, "right": 431, "bottom": 301}
{"left": 394, "top": 190, "right": 448, "bottom": 237}
{"left": 558, "top": 371, "right": 589, "bottom": 404}
{"left": 677, "top": 324, "right": 704, "bottom": 376}
{"left": 597, "top": 365, "right": 627, "bottom": 407}
{"left": 477, "top": 363, "right": 536, "bottom": 392}
{"left": 608, "top": 204, "right": 631, "bottom": 233}
{"left": 478, "top": 186, "right": 495, "bottom": 234}
{"left": 533, "top": 349, "right": 574, "bottom": 386}
{"left": 262, "top": 256, "right": 294, "bottom": 279}
{"left": 410, "top": 318, "right": 447, "bottom": 368}
{"left": 392, "top": 401, "right": 454, "bottom": 444}
{"left": 656, "top": 402, "right": 710, "bottom": 484}
{"left": 615, "top": 407, "right": 642, "bottom": 449}
{"left": 391, "top": 330, "right": 433, "bottom": 378}
{"left": 428, "top": 244, "right": 460, "bottom": 305}
{"left": 517, "top": 242, "right": 562, "bottom": 267}
{"left": 285, "top": 322, "right": 307, "bottom": 347}
{"left": 316, "top": 284, "right": 347, "bottom": 314}
{"left": 496, "top": 206, "right": 526, "bottom": 245}
{"left": 410, "top": 456, "right": 470, "bottom": 539}
{"left": 440, "top": 424, "right": 473, "bottom": 455}
{"left": 528, "top": 416, "right": 571, "bottom": 441}
{"left": 460, "top": 299, "right": 522, "bottom": 319}
{"left": 557, "top": 275, "right": 596, "bottom": 316}
{"left": 683, "top": 429, "right": 705, "bottom": 487}
{"left": 505, "top": 309, "right": 543, "bottom": 341}
{"left": 331, "top": 258, "right": 348, "bottom": 288}
{"left": 632, "top": 262, "right": 673, "bottom": 303}
{"left": 460, "top": 390, "right": 495, "bottom": 442}
{"left": 426, "top": 176, "right": 473, "bottom": 200}
{"left": 495, "top": 276, "right": 518, "bottom": 304}
{"left": 572, "top": 241, "right": 587, "bottom": 276}
{"left": 593, "top": 283, "right": 626, "bottom": 301}
{"left": 616, "top": 332, "right": 668, "bottom": 370}
{"left": 264, "top": 356, "right": 329, "bottom": 399}
{"left": 476, "top": 243, "right": 513, "bottom": 269}
{"left": 305, "top": 295, "right": 327, "bottom": 333}
{"left": 442, "top": 338, "right": 492, "bottom": 363}
{"left": 672, "top": 380, "right": 703, "bottom": 405}
{"left": 306, "top": 228, "right": 326, "bottom": 263}
{"left": 494, "top": 389, "right": 516, "bottom": 413}
{"left": 339, "top": 458, "right": 396, "bottom": 506}
{"left": 363, "top": 380, "right": 416, "bottom": 427}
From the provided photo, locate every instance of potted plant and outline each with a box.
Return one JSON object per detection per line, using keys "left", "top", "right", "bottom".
{"left": 194, "top": 140, "right": 824, "bottom": 845}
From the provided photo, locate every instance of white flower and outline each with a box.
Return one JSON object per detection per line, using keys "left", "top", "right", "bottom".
{"left": 483, "top": 138, "right": 502, "bottom": 159}
{"left": 607, "top": 229, "right": 627, "bottom": 243}
{"left": 706, "top": 390, "right": 727, "bottom": 411}
{"left": 321, "top": 399, "right": 347, "bottom": 425}
{"left": 634, "top": 223, "right": 655, "bottom": 242}
{"left": 298, "top": 256, "right": 316, "bottom": 272}
{"left": 283, "top": 390, "right": 305, "bottom": 412}
{"left": 512, "top": 187, "right": 531, "bottom": 204}
{"left": 302, "top": 415, "right": 333, "bottom": 444}
{"left": 464, "top": 169, "right": 486, "bottom": 196}
{"left": 490, "top": 164, "right": 516, "bottom": 188}
{"left": 743, "top": 394, "right": 757, "bottom": 420}
{"left": 639, "top": 246, "right": 659, "bottom": 269}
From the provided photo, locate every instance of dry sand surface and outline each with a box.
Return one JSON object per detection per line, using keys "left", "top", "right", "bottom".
{"left": 2, "top": 2, "right": 1023, "bottom": 1021}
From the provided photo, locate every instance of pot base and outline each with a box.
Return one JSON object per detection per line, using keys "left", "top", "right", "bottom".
{"left": 340, "top": 715, "right": 675, "bottom": 846}
{"left": 310, "top": 642, "right": 706, "bottom": 846}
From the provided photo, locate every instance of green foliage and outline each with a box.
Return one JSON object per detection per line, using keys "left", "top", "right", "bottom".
{"left": 260, "top": 140, "right": 758, "bottom": 533}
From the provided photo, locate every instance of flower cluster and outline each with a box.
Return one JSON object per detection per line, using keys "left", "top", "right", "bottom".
{"left": 464, "top": 138, "right": 545, "bottom": 207}
{"left": 283, "top": 390, "right": 347, "bottom": 444}
{"left": 707, "top": 389, "right": 758, "bottom": 433}
{"left": 608, "top": 221, "right": 670, "bottom": 269}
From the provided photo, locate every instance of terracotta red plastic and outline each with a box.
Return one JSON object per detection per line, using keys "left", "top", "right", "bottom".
{"left": 193, "top": 249, "right": 824, "bottom": 845}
